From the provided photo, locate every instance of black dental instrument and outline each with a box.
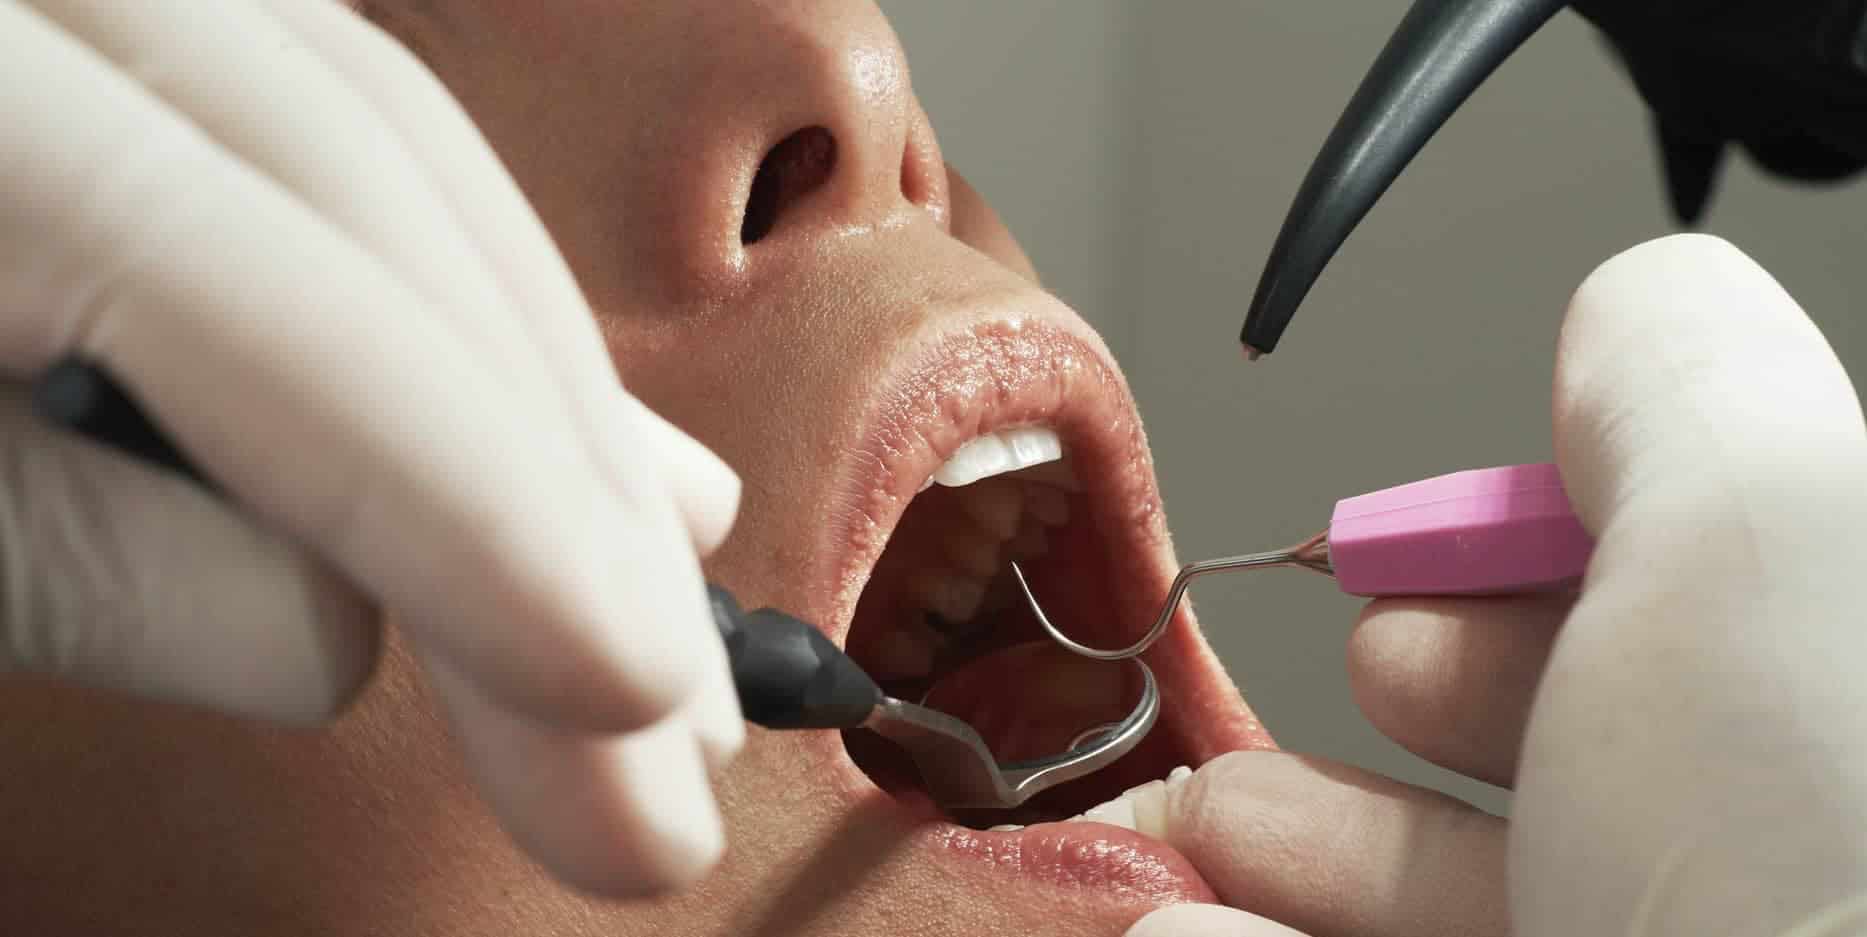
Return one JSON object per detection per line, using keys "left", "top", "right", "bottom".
{"left": 1241, "top": 0, "right": 1867, "bottom": 358}
{"left": 29, "top": 358, "right": 1157, "bottom": 807}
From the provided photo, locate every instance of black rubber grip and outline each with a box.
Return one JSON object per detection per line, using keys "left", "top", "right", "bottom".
{"left": 33, "top": 358, "right": 208, "bottom": 487}
{"left": 707, "top": 584, "right": 881, "bottom": 730}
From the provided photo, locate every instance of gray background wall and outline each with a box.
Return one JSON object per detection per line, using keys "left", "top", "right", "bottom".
{"left": 881, "top": 0, "right": 1867, "bottom": 813}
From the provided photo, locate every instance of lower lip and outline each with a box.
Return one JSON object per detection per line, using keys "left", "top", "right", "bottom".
{"left": 926, "top": 819, "right": 1216, "bottom": 904}
{"left": 875, "top": 781, "right": 1215, "bottom": 904}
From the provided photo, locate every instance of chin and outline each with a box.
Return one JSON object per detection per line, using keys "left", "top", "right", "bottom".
{"left": 675, "top": 295, "right": 1276, "bottom": 937}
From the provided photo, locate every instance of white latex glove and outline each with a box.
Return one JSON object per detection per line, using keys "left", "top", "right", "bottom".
{"left": 0, "top": 0, "right": 745, "bottom": 897}
{"left": 1125, "top": 234, "right": 1867, "bottom": 937}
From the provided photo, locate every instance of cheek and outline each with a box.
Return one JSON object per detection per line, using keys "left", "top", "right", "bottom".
{"left": 945, "top": 167, "right": 1040, "bottom": 286}
{"left": 592, "top": 303, "right": 882, "bottom": 584}
{"left": 473, "top": 0, "right": 611, "bottom": 52}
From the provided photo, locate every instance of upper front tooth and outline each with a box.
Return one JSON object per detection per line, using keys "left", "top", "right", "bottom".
{"left": 932, "top": 427, "right": 1063, "bottom": 488}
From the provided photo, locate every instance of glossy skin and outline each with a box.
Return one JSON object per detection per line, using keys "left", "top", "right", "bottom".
{"left": 0, "top": 3, "right": 1268, "bottom": 934}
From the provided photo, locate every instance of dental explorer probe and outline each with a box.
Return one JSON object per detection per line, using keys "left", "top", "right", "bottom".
{"left": 1014, "top": 461, "right": 1594, "bottom": 662}
{"left": 30, "top": 358, "right": 1157, "bottom": 810}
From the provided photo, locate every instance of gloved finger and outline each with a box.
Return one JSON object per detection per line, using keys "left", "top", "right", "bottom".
{"left": 1511, "top": 234, "right": 1867, "bottom": 934}
{"left": 43, "top": 0, "right": 561, "bottom": 407}
{"left": 264, "top": 0, "right": 747, "bottom": 753}
{"left": 618, "top": 395, "right": 742, "bottom": 555}
{"left": 1348, "top": 592, "right": 1570, "bottom": 788}
{"left": 1138, "top": 750, "right": 1509, "bottom": 937}
{"left": 2, "top": 1, "right": 710, "bottom": 734}
{"left": 1125, "top": 903, "right": 1314, "bottom": 937}
{"left": 267, "top": 0, "right": 745, "bottom": 554}
{"left": 0, "top": 392, "right": 378, "bottom": 724}
{"left": 685, "top": 627, "right": 747, "bottom": 770}
{"left": 421, "top": 656, "right": 728, "bottom": 897}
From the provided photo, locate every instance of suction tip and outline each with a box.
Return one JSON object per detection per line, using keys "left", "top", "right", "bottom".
{"left": 1655, "top": 119, "right": 1726, "bottom": 227}
{"left": 1240, "top": 0, "right": 1569, "bottom": 356}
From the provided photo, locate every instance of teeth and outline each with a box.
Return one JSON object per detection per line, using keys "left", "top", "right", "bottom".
{"left": 1062, "top": 764, "right": 1195, "bottom": 840}
{"left": 987, "top": 824, "right": 1025, "bottom": 832}
{"left": 1082, "top": 797, "right": 1137, "bottom": 830}
{"left": 891, "top": 428, "right": 1073, "bottom": 639}
{"left": 955, "top": 478, "right": 1024, "bottom": 540}
{"left": 931, "top": 427, "right": 1063, "bottom": 488}
{"left": 867, "top": 615, "right": 942, "bottom": 680}
{"left": 941, "top": 526, "right": 1003, "bottom": 580}
{"left": 1006, "top": 457, "right": 1081, "bottom": 492}
{"left": 906, "top": 568, "right": 987, "bottom": 625}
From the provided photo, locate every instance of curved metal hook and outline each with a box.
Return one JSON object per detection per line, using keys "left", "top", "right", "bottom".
{"left": 1012, "top": 531, "right": 1335, "bottom": 662}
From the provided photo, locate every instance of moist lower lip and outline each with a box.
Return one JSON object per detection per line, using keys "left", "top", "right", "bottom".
{"left": 866, "top": 771, "right": 1216, "bottom": 903}
{"left": 927, "top": 821, "right": 1218, "bottom": 904}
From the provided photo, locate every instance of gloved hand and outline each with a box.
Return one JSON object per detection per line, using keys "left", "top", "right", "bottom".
{"left": 1124, "top": 234, "right": 1867, "bottom": 936}
{"left": 1, "top": 0, "right": 744, "bottom": 897}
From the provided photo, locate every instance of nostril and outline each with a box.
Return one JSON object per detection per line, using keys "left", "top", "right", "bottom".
{"left": 900, "top": 119, "right": 941, "bottom": 215}
{"left": 742, "top": 126, "right": 838, "bottom": 245}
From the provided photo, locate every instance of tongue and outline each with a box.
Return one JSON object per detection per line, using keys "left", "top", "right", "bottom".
{"left": 920, "top": 640, "right": 1145, "bottom": 762}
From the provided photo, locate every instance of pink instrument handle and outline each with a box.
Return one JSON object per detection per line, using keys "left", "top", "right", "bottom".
{"left": 1328, "top": 463, "right": 1595, "bottom": 598}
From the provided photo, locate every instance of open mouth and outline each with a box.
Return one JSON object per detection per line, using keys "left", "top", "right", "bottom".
{"left": 841, "top": 428, "right": 1176, "bottom": 828}
{"left": 813, "top": 316, "right": 1273, "bottom": 900}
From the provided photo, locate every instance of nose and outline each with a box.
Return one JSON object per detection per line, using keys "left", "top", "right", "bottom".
{"left": 734, "top": 12, "right": 949, "bottom": 247}
{"left": 618, "top": 1, "right": 951, "bottom": 300}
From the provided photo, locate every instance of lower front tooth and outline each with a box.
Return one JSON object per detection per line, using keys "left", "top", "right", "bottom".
{"left": 987, "top": 824, "right": 1025, "bottom": 832}
{"left": 1080, "top": 797, "right": 1138, "bottom": 831}
{"left": 1123, "top": 778, "right": 1167, "bottom": 800}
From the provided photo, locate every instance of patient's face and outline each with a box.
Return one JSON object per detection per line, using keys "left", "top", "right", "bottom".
{"left": 0, "top": 2, "right": 1272, "bottom": 934}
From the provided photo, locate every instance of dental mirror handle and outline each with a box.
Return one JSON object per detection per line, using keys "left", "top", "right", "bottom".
{"left": 1330, "top": 462, "right": 1594, "bottom": 597}
{"left": 31, "top": 357, "right": 883, "bottom": 733}
{"left": 706, "top": 585, "right": 883, "bottom": 730}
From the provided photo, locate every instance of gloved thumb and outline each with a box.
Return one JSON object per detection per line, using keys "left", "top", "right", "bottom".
{"left": 1516, "top": 233, "right": 1867, "bottom": 936}
{"left": 1125, "top": 903, "right": 1312, "bottom": 937}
